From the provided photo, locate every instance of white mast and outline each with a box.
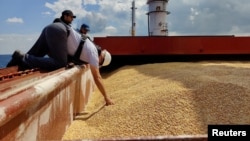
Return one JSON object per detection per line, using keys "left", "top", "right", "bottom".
{"left": 147, "top": 0, "right": 170, "bottom": 36}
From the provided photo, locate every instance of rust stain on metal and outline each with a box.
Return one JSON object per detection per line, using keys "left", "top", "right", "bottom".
{"left": 0, "top": 66, "right": 92, "bottom": 140}
{"left": 0, "top": 67, "right": 40, "bottom": 82}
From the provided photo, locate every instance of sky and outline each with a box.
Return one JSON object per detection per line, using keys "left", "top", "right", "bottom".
{"left": 1, "top": 0, "right": 250, "bottom": 54}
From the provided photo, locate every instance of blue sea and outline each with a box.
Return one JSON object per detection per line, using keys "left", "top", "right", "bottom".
{"left": 0, "top": 54, "right": 11, "bottom": 69}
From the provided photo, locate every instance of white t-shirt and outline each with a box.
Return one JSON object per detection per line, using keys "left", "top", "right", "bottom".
{"left": 67, "top": 27, "right": 81, "bottom": 56}
{"left": 67, "top": 27, "right": 99, "bottom": 68}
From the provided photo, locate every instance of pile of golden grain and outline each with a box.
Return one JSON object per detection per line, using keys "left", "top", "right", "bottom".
{"left": 62, "top": 61, "right": 250, "bottom": 140}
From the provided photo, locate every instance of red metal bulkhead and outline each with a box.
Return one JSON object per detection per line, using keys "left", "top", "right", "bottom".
{"left": 94, "top": 36, "right": 250, "bottom": 55}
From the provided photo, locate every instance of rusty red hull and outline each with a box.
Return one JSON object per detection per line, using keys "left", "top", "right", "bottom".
{"left": 94, "top": 36, "right": 250, "bottom": 55}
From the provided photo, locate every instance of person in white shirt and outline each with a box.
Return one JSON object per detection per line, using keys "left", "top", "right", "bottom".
{"left": 68, "top": 27, "right": 114, "bottom": 106}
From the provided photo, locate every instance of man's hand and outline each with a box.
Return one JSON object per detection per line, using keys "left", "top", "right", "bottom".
{"left": 105, "top": 97, "right": 114, "bottom": 106}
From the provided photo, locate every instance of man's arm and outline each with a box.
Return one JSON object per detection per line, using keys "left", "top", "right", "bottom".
{"left": 90, "top": 65, "right": 114, "bottom": 106}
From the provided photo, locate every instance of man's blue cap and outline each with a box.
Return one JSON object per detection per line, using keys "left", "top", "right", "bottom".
{"left": 81, "top": 24, "right": 90, "bottom": 31}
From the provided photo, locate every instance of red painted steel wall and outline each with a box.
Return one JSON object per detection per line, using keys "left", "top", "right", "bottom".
{"left": 0, "top": 66, "right": 94, "bottom": 141}
{"left": 94, "top": 36, "right": 250, "bottom": 55}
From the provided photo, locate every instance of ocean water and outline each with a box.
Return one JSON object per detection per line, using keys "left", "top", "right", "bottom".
{"left": 0, "top": 54, "right": 11, "bottom": 69}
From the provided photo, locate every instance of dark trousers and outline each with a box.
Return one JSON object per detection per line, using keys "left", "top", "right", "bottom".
{"left": 24, "top": 22, "right": 68, "bottom": 71}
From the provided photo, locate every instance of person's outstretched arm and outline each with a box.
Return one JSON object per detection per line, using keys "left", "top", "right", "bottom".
{"left": 90, "top": 65, "right": 114, "bottom": 106}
